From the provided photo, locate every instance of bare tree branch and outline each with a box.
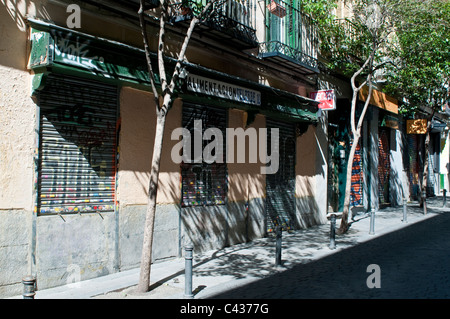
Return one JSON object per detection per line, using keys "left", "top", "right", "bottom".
{"left": 161, "top": 0, "right": 218, "bottom": 114}
{"left": 137, "top": 0, "right": 222, "bottom": 293}
{"left": 138, "top": 0, "right": 160, "bottom": 109}
{"left": 158, "top": 0, "right": 169, "bottom": 99}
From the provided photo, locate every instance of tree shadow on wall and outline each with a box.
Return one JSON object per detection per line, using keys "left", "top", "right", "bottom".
{"left": 1, "top": 1, "right": 50, "bottom": 71}
{"left": 1, "top": 0, "right": 50, "bottom": 36}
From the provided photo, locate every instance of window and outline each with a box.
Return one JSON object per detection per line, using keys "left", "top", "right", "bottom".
{"left": 268, "top": 0, "right": 301, "bottom": 49}
{"left": 263, "top": 0, "right": 318, "bottom": 67}
{"left": 181, "top": 104, "right": 227, "bottom": 206}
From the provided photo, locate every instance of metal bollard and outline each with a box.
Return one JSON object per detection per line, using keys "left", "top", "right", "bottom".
{"left": 422, "top": 191, "right": 427, "bottom": 215}
{"left": 275, "top": 226, "right": 282, "bottom": 267}
{"left": 184, "top": 244, "right": 194, "bottom": 299}
{"left": 369, "top": 208, "right": 375, "bottom": 235}
{"left": 444, "top": 189, "right": 447, "bottom": 207}
{"left": 402, "top": 198, "right": 408, "bottom": 223}
{"left": 329, "top": 213, "right": 336, "bottom": 249}
{"left": 22, "top": 276, "right": 36, "bottom": 299}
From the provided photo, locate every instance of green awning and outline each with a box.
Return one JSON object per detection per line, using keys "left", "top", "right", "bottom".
{"left": 27, "top": 18, "right": 318, "bottom": 123}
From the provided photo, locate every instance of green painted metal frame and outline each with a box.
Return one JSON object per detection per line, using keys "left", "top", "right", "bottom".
{"left": 28, "top": 18, "right": 318, "bottom": 123}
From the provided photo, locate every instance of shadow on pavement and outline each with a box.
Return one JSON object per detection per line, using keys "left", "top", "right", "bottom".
{"left": 208, "top": 211, "right": 450, "bottom": 299}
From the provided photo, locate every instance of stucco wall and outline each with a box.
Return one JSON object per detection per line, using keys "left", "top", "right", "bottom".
{"left": 117, "top": 87, "right": 182, "bottom": 205}
{"left": 0, "top": 209, "right": 30, "bottom": 297}
{"left": 390, "top": 128, "right": 405, "bottom": 206}
{"left": 227, "top": 110, "right": 266, "bottom": 243}
{"left": 0, "top": 3, "right": 37, "bottom": 297}
{"left": 0, "top": 4, "right": 36, "bottom": 211}
{"left": 35, "top": 213, "right": 118, "bottom": 290}
{"left": 295, "top": 125, "right": 328, "bottom": 227}
{"left": 117, "top": 87, "right": 182, "bottom": 268}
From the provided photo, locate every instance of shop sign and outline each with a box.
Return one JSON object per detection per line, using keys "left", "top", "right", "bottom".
{"left": 186, "top": 74, "right": 261, "bottom": 106}
{"left": 309, "top": 89, "right": 336, "bottom": 111}
{"left": 407, "top": 119, "right": 428, "bottom": 134}
{"left": 359, "top": 86, "right": 398, "bottom": 114}
{"left": 29, "top": 27, "right": 150, "bottom": 85}
{"left": 29, "top": 31, "right": 53, "bottom": 68}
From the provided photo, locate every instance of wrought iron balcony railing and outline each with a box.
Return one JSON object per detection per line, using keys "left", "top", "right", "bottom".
{"left": 170, "top": 0, "right": 258, "bottom": 49}
{"left": 260, "top": 0, "right": 319, "bottom": 73}
{"left": 259, "top": 40, "right": 318, "bottom": 71}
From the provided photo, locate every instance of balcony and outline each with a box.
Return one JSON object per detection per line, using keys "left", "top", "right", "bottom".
{"left": 333, "top": 18, "right": 371, "bottom": 64}
{"left": 170, "top": 0, "right": 258, "bottom": 50}
{"left": 259, "top": 0, "right": 319, "bottom": 74}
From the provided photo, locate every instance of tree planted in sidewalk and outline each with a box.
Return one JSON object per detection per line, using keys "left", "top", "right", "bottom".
{"left": 136, "top": 0, "right": 222, "bottom": 293}
{"left": 321, "top": 0, "right": 400, "bottom": 234}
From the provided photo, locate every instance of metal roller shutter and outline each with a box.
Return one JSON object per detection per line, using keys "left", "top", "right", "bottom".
{"left": 181, "top": 103, "right": 227, "bottom": 206}
{"left": 265, "top": 119, "right": 296, "bottom": 234}
{"left": 350, "top": 141, "right": 363, "bottom": 206}
{"left": 37, "top": 75, "right": 118, "bottom": 214}
{"left": 378, "top": 128, "right": 390, "bottom": 205}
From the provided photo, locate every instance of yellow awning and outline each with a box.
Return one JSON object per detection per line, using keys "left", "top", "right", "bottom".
{"left": 359, "top": 86, "right": 398, "bottom": 114}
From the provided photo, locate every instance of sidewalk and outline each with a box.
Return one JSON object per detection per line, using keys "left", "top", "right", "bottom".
{"left": 9, "top": 196, "right": 449, "bottom": 299}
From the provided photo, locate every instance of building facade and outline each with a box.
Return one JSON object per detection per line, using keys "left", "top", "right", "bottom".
{"left": 322, "top": 0, "right": 450, "bottom": 216}
{"left": 0, "top": 0, "right": 328, "bottom": 297}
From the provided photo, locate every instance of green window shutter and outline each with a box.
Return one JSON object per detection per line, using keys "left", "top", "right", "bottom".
{"left": 269, "top": 9, "right": 281, "bottom": 42}
{"left": 288, "top": 0, "right": 295, "bottom": 49}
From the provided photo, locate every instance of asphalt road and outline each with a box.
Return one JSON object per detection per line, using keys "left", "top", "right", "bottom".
{"left": 210, "top": 212, "right": 450, "bottom": 299}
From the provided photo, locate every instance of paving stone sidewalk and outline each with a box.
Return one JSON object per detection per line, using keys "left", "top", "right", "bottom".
{"left": 9, "top": 196, "right": 449, "bottom": 299}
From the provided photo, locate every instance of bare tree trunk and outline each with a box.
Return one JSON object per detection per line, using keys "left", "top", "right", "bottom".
{"left": 137, "top": 112, "right": 166, "bottom": 293}
{"left": 337, "top": 92, "right": 372, "bottom": 233}
{"left": 136, "top": 0, "right": 217, "bottom": 293}
{"left": 338, "top": 50, "right": 375, "bottom": 234}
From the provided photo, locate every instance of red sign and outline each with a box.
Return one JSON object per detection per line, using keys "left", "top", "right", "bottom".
{"left": 310, "top": 89, "right": 336, "bottom": 111}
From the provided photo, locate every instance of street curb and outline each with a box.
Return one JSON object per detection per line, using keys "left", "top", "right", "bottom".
{"left": 7, "top": 199, "right": 449, "bottom": 299}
